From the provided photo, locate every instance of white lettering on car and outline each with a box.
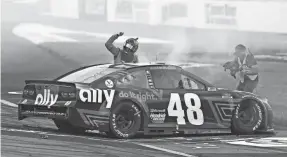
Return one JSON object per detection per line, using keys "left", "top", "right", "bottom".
{"left": 167, "top": 93, "right": 204, "bottom": 125}
{"left": 119, "top": 91, "right": 157, "bottom": 101}
{"left": 150, "top": 109, "right": 166, "bottom": 124}
{"left": 35, "top": 89, "right": 58, "bottom": 108}
{"left": 79, "top": 89, "right": 115, "bottom": 108}
{"left": 253, "top": 103, "right": 262, "bottom": 131}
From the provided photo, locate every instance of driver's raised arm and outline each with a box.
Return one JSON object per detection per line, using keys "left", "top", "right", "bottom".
{"left": 105, "top": 32, "right": 123, "bottom": 56}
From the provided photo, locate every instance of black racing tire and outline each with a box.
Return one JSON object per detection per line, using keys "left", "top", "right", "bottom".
{"left": 108, "top": 101, "right": 142, "bottom": 139}
{"left": 231, "top": 99, "right": 263, "bottom": 134}
{"left": 53, "top": 119, "right": 86, "bottom": 134}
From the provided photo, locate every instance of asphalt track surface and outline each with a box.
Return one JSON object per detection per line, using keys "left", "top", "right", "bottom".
{"left": 2, "top": 102, "right": 287, "bottom": 157}
{"left": 2, "top": 1, "right": 287, "bottom": 157}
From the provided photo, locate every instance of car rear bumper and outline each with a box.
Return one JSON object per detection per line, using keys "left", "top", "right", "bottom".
{"left": 18, "top": 104, "right": 68, "bottom": 120}
{"left": 18, "top": 104, "right": 111, "bottom": 132}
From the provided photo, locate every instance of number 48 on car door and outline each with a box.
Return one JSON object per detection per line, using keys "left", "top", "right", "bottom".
{"left": 167, "top": 93, "right": 204, "bottom": 125}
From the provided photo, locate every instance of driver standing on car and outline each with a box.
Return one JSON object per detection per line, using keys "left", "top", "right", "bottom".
{"left": 105, "top": 32, "right": 139, "bottom": 64}
{"left": 229, "top": 44, "right": 259, "bottom": 93}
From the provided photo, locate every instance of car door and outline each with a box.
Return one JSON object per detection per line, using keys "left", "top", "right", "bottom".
{"left": 148, "top": 67, "right": 232, "bottom": 130}
{"left": 147, "top": 67, "right": 192, "bottom": 129}
{"left": 115, "top": 68, "right": 162, "bottom": 121}
{"left": 178, "top": 71, "right": 234, "bottom": 129}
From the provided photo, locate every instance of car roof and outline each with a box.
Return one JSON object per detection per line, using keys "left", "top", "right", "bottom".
{"left": 56, "top": 62, "right": 215, "bottom": 86}
{"left": 107, "top": 62, "right": 182, "bottom": 70}
{"left": 55, "top": 62, "right": 180, "bottom": 80}
{"left": 107, "top": 62, "right": 215, "bottom": 87}
{"left": 81, "top": 62, "right": 216, "bottom": 71}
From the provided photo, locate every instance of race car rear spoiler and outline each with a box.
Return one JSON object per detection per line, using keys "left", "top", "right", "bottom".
{"left": 25, "top": 80, "right": 76, "bottom": 87}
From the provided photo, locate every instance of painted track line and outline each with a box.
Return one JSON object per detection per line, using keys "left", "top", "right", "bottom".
{"left": 135, "top": 143, "right": 196, "bottom": 157}
{"left": 0, "top": 99, "right": 18, "bottom": 108}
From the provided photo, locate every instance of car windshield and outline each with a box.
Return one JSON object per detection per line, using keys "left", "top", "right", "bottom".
{"left": 57, "top": 64, "right": 120, "bottom": 83}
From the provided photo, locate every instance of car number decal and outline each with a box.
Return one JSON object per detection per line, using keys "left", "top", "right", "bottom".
{"left": 167, "top": 93, "right": 204, "bottom": 125}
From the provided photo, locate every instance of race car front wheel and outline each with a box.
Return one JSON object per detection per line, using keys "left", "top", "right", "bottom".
{"left": 231, "top": 99, "right": 263, "bottom": 134}
{"left": 109, "top": 101, "right": 142, "bottom": 139}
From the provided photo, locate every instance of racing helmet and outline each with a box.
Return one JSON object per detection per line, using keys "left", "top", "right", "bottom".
{"left": 123, "top": 38, "right": 139, "bottom": 53}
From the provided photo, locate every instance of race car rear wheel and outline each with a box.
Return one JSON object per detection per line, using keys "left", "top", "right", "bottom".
{"left": 53, "top": 119, "right": 86, "bottom": 134}
{"left": 109, "top": 101, "right": 142, "bottom": 139}
{"left": 231, "top": 99, "right": 263, "bottom": 134}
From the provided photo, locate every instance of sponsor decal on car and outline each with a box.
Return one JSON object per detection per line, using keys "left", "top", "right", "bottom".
{"left": 150, "top": 109, "right": 166, "bottom": 123}
{"left": 79, "top": 89, "right": 115, "bottom": 108}
{"left": 105, "top": 79, "right": 114, "bottom": 88}
{"left": 35, "top": 89, "right": 58, "bottom": 108}
{"left": 119, "top": 91, "right": 158, "bottom": 101}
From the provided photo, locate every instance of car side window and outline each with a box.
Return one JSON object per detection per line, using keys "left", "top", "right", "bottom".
{"left": 179, "top": 74, "right": 205, "bottom": 90}
{"left": 150, "top": 69, "right": 182, "bottom": 89}
{"left": 116, "top": 70, "right": 149, "bottom": 88}
{"left": 150, "top": 69, "right": 205, "bottom": 90}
